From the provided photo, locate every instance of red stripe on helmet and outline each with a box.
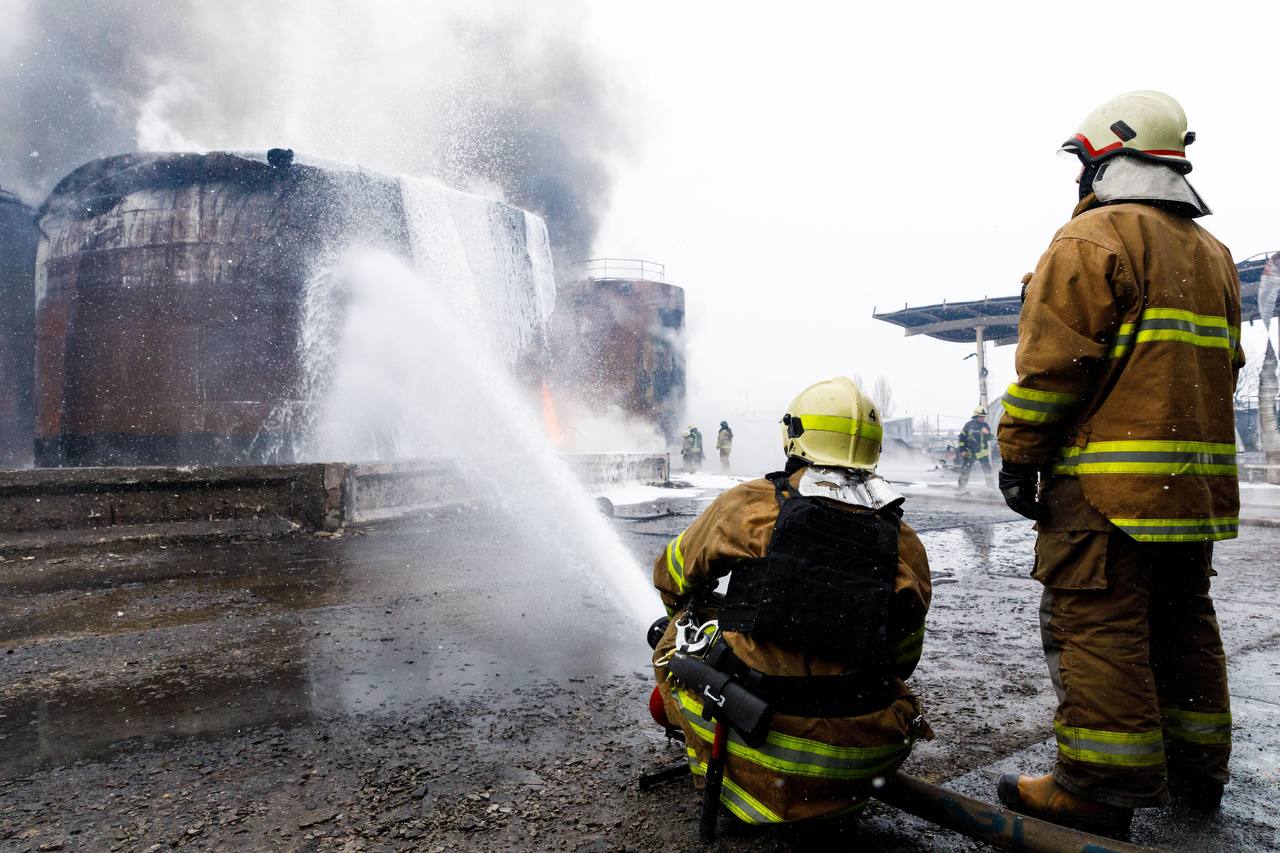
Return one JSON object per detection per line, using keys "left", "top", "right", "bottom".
{"left": 1073, "top": 134, "right": 1185, "bottom": 160}
{"left": 1072, "top": 133, "right": 1123, "bottom": 158}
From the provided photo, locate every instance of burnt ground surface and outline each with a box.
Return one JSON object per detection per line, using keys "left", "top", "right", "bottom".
{"left": 2, "top": 484, "right": 1279, "bottom": 852}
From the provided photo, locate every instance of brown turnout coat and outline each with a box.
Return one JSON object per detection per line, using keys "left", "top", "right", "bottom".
{"left": 651, "top": 470, "right": 932, "bottom": 823}
{"left": 999, "top": 193, "right": 1244, "bottom": 541}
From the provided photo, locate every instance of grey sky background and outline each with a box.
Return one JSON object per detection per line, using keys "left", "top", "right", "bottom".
{"left": 4, "top": 1, "right": 1275, "bottom": 470}
{"left": 587, "top": 2, "right": 1278, "bottom": 465}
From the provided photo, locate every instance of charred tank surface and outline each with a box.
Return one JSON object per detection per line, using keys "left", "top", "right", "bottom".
{"left": 0, "top": 189, "right": 38, "bottom": 468}
{"left": 550, "top": 261, "right": 686, "bottom": 443}
{"left": 34, "top": 151, "right": 553, "bottom": 467}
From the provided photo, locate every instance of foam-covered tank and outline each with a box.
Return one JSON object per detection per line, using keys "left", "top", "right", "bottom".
{"left": 0, "top": 189, "right": 38, "bottom": 468}
{"left": 549, "top": 260, "right": 686, "bottom": 443}
{"left": 35, "top": 151, "right": 554, "bottom": 466}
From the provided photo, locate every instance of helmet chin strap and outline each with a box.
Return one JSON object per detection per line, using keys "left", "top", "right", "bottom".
{"left": 1078, "top": 159, "right": 1103, "bottom": 201}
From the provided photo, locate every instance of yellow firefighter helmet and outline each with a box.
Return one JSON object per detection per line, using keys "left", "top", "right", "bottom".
{"left": 780, "top": 376, "right": 882, "bottom": 470}
{"left": 1061, "top": 90, "right": 1195, "bottom": 174}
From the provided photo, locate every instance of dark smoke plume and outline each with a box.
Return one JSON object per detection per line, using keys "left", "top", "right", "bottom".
{"left": 0, "top": 0, "right": 629, "bottom": 266}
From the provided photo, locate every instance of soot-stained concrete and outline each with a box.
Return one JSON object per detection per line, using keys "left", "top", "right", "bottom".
{"left": 1, "top": 490, "right": 1277, "bottom": 851}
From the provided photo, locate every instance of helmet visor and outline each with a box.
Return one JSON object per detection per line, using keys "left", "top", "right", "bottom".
{"left": 1057, "top": 144, "right": 1083, "bottom": 161}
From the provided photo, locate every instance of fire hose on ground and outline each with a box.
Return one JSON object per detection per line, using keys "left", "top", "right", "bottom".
{"left": 639, "top": 759, "right": 1157, "bottom": 853}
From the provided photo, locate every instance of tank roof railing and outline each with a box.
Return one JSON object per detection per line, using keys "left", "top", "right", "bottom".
{"left": 572, "top": 258, "right": 665, "bottom": 283}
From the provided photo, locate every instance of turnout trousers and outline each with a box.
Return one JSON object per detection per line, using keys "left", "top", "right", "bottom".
{"left": 957, "top": 455, "right": 991, "bottom": 488}
{"left": 1035, "top": 523, "right": 1232, "bottom": 808}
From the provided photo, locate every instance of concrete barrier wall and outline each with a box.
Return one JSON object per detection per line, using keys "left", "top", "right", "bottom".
{"left": 342, "top": 459, "right": 475, "bottom": 524}
{"left": 0, "top": 464, "right": 345, "bottom": 535}
{"left": 559, "top": 452, "right": 670, "bottom": 487}
{"left": 0, "top": 453, "right": 670, "bottom": 542}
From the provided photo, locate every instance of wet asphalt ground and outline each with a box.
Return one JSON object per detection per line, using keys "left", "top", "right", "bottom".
{"left": 2, "top": 481, "right": 1278, "bottom": 851}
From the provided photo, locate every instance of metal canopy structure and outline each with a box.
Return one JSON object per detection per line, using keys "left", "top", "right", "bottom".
{"left": 873, "top": 296, "right": 1022, "bottom": 408}
{"left": 1237, "top": 252, "right": 1274, "bottom": 324}
{"left": 874, "top": 253, "right": 1277, "bottom": 409}
{"left": 873, "top": 296, "right": 1022, "bottom": 346}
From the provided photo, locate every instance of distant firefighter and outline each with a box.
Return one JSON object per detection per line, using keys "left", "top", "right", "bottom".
{"left": 716, "top": 421, "right": 734, "bottom": 471}
{"left": 956, "top": 406, "right": 993, "bottom": 490}
{"left": 681, "top": 425, "right": 704, "bottom": 473}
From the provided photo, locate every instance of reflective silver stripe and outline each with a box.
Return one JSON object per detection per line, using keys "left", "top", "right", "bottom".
{"left": 1053, "top": 439, "right": 1238, "bottom": 477}
{"left": 1054, "top": 722, "right": 1164, "bottom": 767}
{"left": 1113, "top": 518, "right": 1239, "bottom": 541}
{"left": 1109, "top": 309, "right": 1240, "bottom": 358}
{"left": 1003, "top": 393, "right": 1075, "bottom": 416}
{"left": 1058, "top": 449, "right": 1236, "bottom": 468}
{"left": 683, "top": 750, "right": 782, "bottom": 824}
{"left": 718, "top": 777, "right": 783, "bottom": 824}
{"left": 1040, "top": 588, "right": 1065, "bottom": 705}
{"left": 665, "top": 531, "right": 686, "bottom": 593}
{"left": 1002, "top": 384, "right": 1080, "bottom": 424}
{"left": 676, "top": 689, "right": 908, "bottom": 779}
{"left": 1162, "top": 708, "right": 1232, "bottom": 745}
{"left": 1137, "top": 316, "right": 1235, "bottom": 344}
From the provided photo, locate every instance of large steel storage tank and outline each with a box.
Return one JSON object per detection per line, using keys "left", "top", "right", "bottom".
{"left": 0, "top": 189, "right": 39, "bottom": 468}
{"left": 549, "top": 259, "right": 686, "bottom": 443}
{"left": 34, "top": 151, "right": 554, "bottom": 466}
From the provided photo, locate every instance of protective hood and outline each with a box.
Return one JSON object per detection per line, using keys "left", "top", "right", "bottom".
{"left": 797, "top": 466, "right": 903, "bottom": 511}
{"left": 1091, "top": 156, "right": 1211, "bottom": 217}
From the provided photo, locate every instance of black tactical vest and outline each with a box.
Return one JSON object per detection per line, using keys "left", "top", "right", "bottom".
{"left": 718, "top": 472, "right": 900, "bottom": 669}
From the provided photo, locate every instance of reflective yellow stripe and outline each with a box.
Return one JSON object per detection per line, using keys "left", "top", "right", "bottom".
{"left": 683, "top": 750, "right": 783, "bottom": 823}
{"left": 1002, "top": 383, "right": 1080, "bottom": 424}
{"left": 796, "top": 413, "right": 883, "bottom": 444}
{"left": 1005, "top": 384, "right": 1079, "bottom": 404}
{"left": 665, "top": 531, "right": 686, "bottom": 594}
{"left": 893, "top": 624, "right": 925, "bottom": 665}
{"left": 1109, "top": 308, "right": 1240, "bottom": 358}
{"left": 720, "top": 776, "right": 784, "bottom": 824}
{"left": 676, "top": 689, "right": 907, "bottom": 780}
{"left": 1111, "top": 516, "right": 1239, "bottom": 542}
{"left": 1053, "top": 439, "right": 1237, "bottom": 477}
{"left": 1054, "top": 722, "right": 1164, "bottom": 768}
{"left": 1162, "top": 708, "right": 1232, "bottom": 745}
{"left": 1143, "top": 308, "right": 1232, "bottom": 328}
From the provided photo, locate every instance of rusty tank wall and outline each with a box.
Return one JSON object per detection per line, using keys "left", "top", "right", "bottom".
{"left": 0, "top": 190, "right": 38, "bottom": 468}
{"left": 33, "top": 152, "right": 417, "bottom": 467}
{"left": 549, "top": 278, "right": 686, "bottom": 443}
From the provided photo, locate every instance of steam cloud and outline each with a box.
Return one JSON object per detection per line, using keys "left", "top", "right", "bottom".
{"left": 0, "top": 0, "right": 628, "bottom": 266}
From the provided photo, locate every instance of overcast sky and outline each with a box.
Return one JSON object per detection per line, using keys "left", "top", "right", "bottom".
{"left": 5, "top": 0, "right": 1275, "bottom": 466}
{"left": 586, "top": 1, "right": 1279, "bottom": 449}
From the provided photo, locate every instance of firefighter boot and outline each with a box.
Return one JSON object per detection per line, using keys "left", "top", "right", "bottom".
{"left": 1168, "top": 774, "right": 1225, "bottom": 811}
{"left": 997, "top": 773, "right": 1133, "bottom": 839}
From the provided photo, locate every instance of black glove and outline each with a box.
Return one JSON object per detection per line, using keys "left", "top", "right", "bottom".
{"left": 999, "top": 461, "right": 1041, "bottom": 520}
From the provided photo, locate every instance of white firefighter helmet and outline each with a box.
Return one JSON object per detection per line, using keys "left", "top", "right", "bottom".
{"left": 973, "top": 405, "right": 988, "bottom": 417}
{"left": 1061, "top": 90, "right": 1195, "bottom": 174}
{"left": 781, "top": 376, "right": 882, "bottom": 470}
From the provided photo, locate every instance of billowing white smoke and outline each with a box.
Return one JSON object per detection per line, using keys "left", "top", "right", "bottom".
{"left": 2, "top": 0, "right": 628, "bottom": 266}
{"left": 299, "top": 247, "right": 655, "bottom": 623}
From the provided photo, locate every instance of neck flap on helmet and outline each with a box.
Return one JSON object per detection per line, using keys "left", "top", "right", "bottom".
{"left": 1089, "top": 155, "right": 1211, "bottom": 217}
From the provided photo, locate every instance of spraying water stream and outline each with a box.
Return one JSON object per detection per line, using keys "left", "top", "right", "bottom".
{"left": 292, "top": 181, "right": 655, "bottom": 625}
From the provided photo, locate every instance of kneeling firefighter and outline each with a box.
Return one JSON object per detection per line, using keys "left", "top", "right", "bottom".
{"left": 649, "top": 376, "right": 933, "bottom": 834}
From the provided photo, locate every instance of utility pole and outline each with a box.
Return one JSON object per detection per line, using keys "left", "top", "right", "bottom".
{"left": 974, "top": 325, "right": 990, "bottom": 410}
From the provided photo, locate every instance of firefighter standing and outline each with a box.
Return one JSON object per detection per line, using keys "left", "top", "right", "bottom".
{"left": 651, "top": 377, "right": 932, "bottom": 831}
{"left": 997, "top": 91, "right": 1240, "bottom": 838}
{"left": 957, "top": 405, "right": 994, "bottom": 489}
{"left": 681, "top": 425, "right": 704, "bottom": 473}
{"left": 716, "top": 421, "right": 734, "bottom": 471}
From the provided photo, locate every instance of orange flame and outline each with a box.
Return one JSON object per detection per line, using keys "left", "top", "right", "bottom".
{"left": 541, "top": 380, "right": 565, "bottom": 448}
